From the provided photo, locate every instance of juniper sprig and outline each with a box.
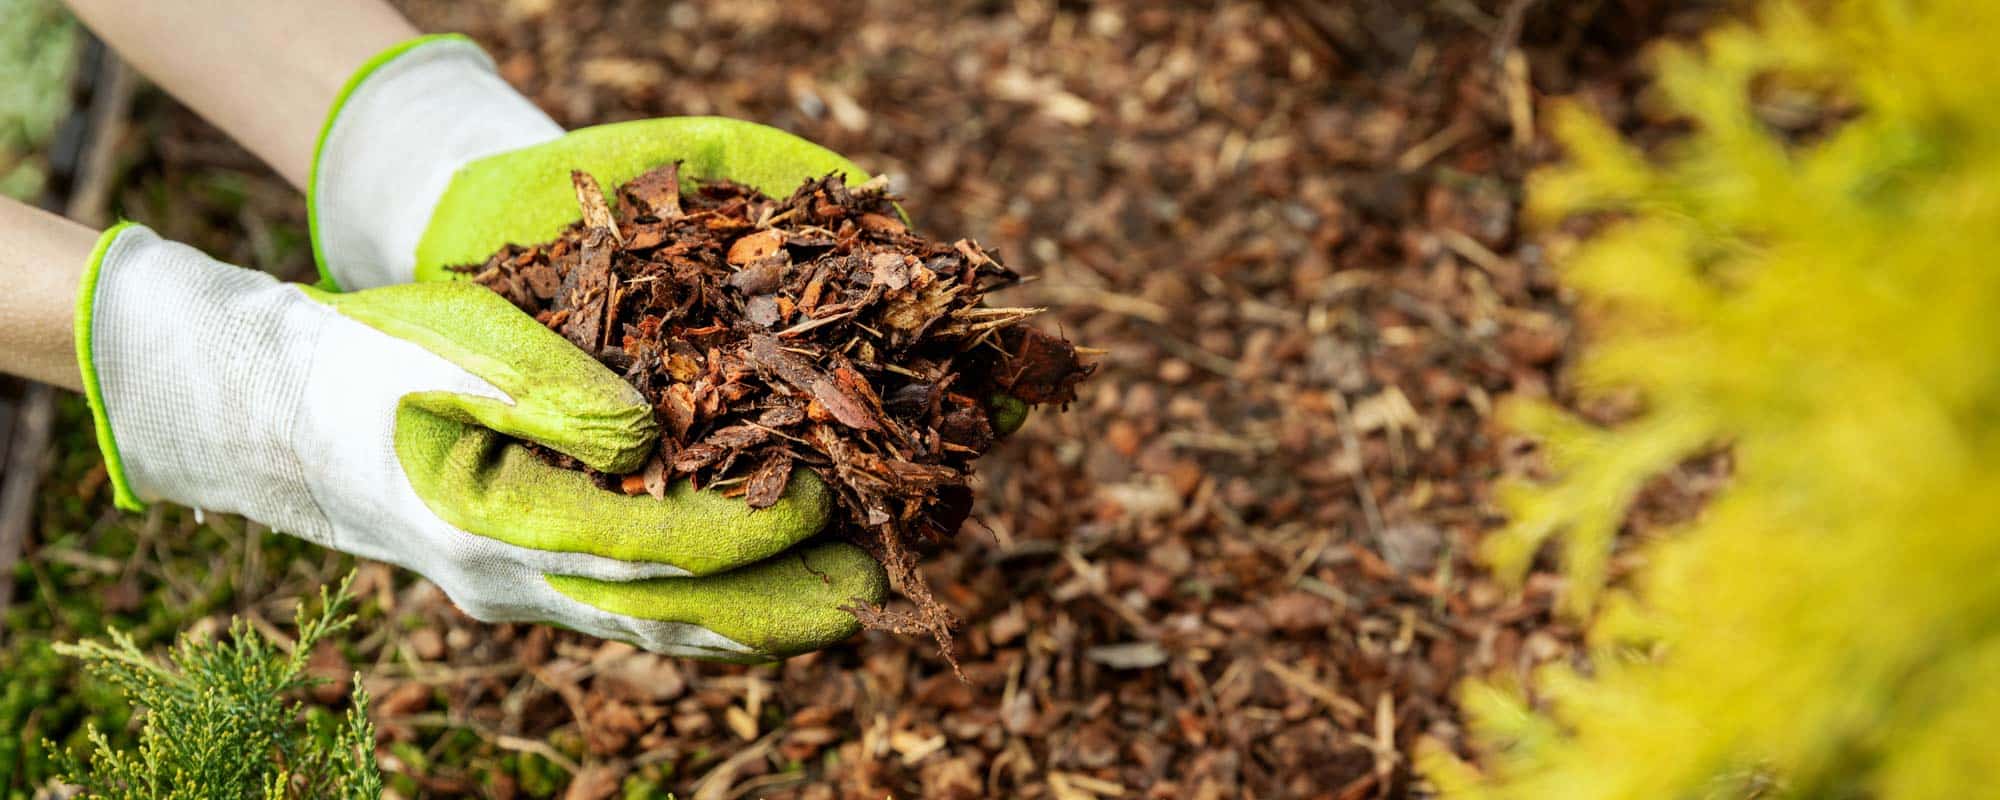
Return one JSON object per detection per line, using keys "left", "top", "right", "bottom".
{"left": 48, "top": 574, "right": 380, "bottom": 799}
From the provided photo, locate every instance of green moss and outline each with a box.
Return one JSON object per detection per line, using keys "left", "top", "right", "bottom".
{"left": 515, "top": 752, "right": 560, "bottom": 797}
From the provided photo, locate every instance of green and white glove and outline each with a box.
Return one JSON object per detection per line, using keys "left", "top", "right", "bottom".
{"left": 309, "top": 34, "right": 869, "bottom": 290}
{"left": 74, "top": 223, "right": 885, "bottom": 661}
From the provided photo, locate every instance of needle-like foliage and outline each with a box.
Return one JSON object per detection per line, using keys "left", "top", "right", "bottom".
{"left": 1426, "top": 0, "right": 2000, "bottom": 796}
{"left": 48, "top": 574, "right": 380, "bottom": 799}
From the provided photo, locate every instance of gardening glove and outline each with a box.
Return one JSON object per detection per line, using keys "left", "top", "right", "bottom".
{"left": 73, "top": 223, "right": 886, "bottom": 661}
{"left": 308, "top": 34, "right": 869, "bottom": 291}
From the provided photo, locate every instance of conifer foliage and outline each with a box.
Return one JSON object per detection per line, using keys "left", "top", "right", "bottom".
{"left": 48, "top": 575, "right": 380, "bottom": 799}
{"left": 1427, "top": 0, "right": 2000, "bottom": 796}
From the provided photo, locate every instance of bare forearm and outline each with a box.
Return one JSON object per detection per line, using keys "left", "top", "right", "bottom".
{"left": 63, "top": 0, "right": 417, "bottom": 189}
{"left": 0, "top": 198, "right": 101, "bottom": 391}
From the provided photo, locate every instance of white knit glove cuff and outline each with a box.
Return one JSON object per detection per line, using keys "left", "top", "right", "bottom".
{"left": 82, "top": 225, "right": 334, "bottom": 542}
{"left": 309, "top": 35, "right": 562, "bottom": 291}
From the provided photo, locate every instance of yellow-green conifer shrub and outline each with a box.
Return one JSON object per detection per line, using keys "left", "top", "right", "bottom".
{"left": 1423, "top": 0, "right": 2000, "bottom": 796}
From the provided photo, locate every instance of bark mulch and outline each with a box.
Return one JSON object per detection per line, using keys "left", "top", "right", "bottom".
{"left": 287, "top": 1, "right": 1724, "bottom": 797}
{"left": 459, "top": 166, "right": 1094, "bottom": 671}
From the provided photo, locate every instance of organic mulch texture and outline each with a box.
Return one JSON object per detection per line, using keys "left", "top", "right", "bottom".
{"left": 99, "top": 1, "right": 1728, "bottom": 797}
{"left": 459, "top": 166, "right": 1093, "bottom": 668}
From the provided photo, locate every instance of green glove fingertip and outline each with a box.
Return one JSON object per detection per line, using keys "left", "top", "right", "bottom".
{"left": 548, "top": 539, "right": 888, "bottom": 659}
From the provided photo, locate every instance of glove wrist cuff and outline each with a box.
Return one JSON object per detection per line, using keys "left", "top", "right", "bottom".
{"left": 309, "top": 34, "right": 562, "bottom": 291}
{"left": 74, "top": 222, "right": 142, "bottom": 510}
{"left": 78, "top": 224, "right": 330, "bottom": 538}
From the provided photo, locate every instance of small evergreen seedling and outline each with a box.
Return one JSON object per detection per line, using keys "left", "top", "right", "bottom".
{"left": 47, "top": 574, "right": 381, "bottom": 799}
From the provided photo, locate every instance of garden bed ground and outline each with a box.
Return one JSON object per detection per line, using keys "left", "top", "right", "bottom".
{"left": 4, "top": 1, "right": 1726, "bottom": 797}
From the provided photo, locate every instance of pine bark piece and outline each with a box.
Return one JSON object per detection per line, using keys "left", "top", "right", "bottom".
{"left": 998, "top": 327, "right": 1091, "bottom": 404}
{"left": 746, "top": 334, "right": 879, "bottom": 432}
{"left": 571, "top": 170, "right": 622, "bottom": 244}
{"left": 745, "top": 451, "right": 794, "bottom": 509}
{"left": 617, "top": 160, "right": 681, "bottom": 219}
{"left": 727, "top": 229, "right": 786, "bottom": 266}
{"left": 558, "top": 171, "right": 621, "bottom": 354}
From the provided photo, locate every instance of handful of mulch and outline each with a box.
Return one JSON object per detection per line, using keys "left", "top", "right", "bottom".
{"left": 457, "top": 164, "right": 1094, "bottom": 671}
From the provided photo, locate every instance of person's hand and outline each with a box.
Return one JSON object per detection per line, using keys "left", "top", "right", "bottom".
{"left": 75, "top": 223, "right": 884, "bottom": 661}
{"left": 308, "top": 35, "right": 868, "bottom": 290}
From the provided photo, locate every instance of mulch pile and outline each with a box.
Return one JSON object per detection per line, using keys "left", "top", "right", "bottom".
{"left": 459, "top": 166, "right": 1093, "bottom": 666}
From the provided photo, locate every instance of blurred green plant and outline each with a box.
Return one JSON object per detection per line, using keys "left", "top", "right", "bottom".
{"left": 49, "top": 574, "right": 380, "bottom": 799}
{"left": 1426, "top": 0, "right": 2000, "bottom": 797}
{"left": 0, "top": 0, "right": 78, "bottom": 200}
